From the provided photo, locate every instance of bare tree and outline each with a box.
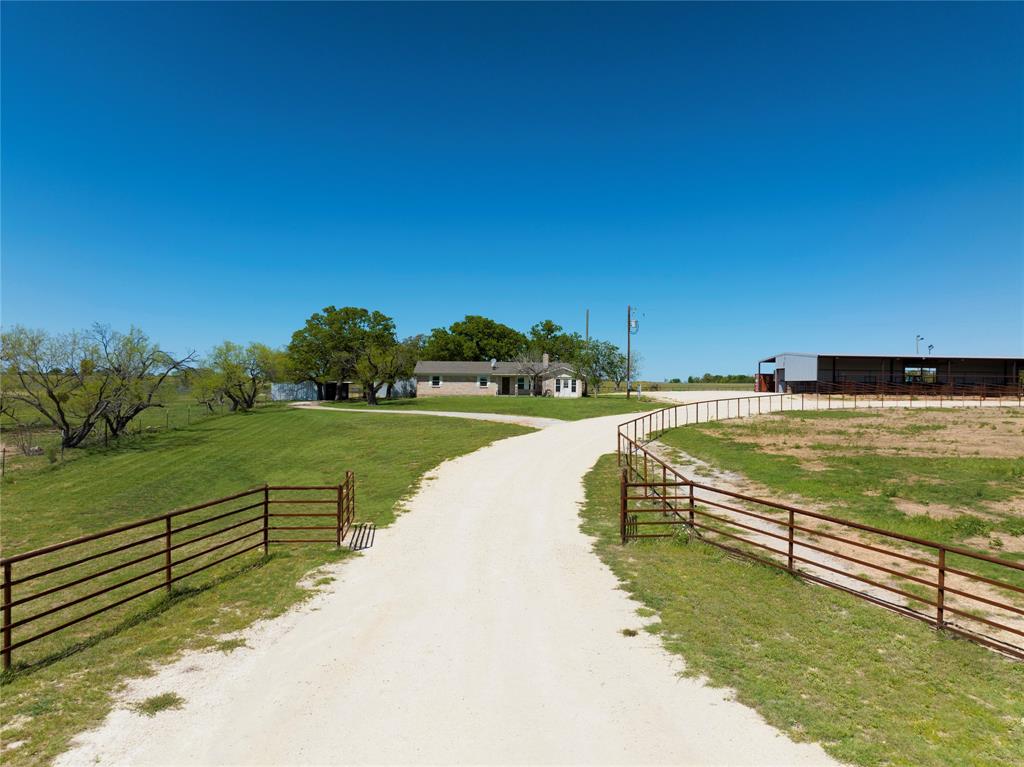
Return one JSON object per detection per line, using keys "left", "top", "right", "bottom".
{"left": 2, "top": 326, "right": 114, "bottom": 448}
{"left": 1, "top": 325, "right": 195, "bottom": 446}
{"left": 512, "top": 352, "right": 547, "bottom": 396}
{"left": 95, "top": 325, "right": 195, "bottom": 437}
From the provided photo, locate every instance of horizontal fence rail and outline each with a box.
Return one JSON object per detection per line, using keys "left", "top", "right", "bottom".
{"left": 616, "top": 394, "right": 1024, "bottom": 660}
{"left": 783, "top": 376, "right": 1024, "bottom": 398}
{"left": 0, "top": 471, "right": 356, "bottom": 671}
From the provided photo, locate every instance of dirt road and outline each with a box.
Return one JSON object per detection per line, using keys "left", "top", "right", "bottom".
{"left": 58, "top": 412, "right": 837, "bottom": 766}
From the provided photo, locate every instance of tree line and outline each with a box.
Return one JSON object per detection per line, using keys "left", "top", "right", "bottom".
{"left": 1, "top": 309, "right": 638, "bottom": 449}
{"left": 686, "top": 373, "right": 754, "bottom": 383}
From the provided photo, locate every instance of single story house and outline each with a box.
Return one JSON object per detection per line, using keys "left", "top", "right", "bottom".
{"left": 414, "top": 354, "right": 582, "bottom": 398}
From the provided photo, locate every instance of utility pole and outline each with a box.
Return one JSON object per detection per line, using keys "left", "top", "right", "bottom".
{"left": 626, "top": 305, "right": 632, "bottom": 399}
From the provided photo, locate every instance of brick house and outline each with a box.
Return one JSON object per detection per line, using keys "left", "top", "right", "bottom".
{"left": 414, "top": 353, "right": 582, "bottom": 398}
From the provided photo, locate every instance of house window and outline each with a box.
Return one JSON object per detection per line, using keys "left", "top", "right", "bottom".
{"left": 431, "top": 375, "right": 442, "bottom": 388}
{"left": 478, "top": 376, "right": 489, "bottom": 388}
{"left": 571, "top": 379, "right": 577, "bottom": 393}
{"left": 516, "top": 377, "right": 525, "bottom": 390}
{"left": 904, "top": 367, "right": 937, "bottom": 384}
{"left": 555, "top": 379, "right": 562, "bottom": 392}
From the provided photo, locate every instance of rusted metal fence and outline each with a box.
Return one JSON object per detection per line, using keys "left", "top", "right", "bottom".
{"left": 617, "top": 396, "right": 1024, "bottom": 660}
{"left": 618, "top": 390, "right": 1023, "bottom": 451}
{"left": 0, "top": 471, "right": 355, "bottom": 670}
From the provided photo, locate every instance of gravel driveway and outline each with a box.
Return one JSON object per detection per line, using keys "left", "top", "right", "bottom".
{"left": 58, "top": 413, "right": 837, "bottom": 766}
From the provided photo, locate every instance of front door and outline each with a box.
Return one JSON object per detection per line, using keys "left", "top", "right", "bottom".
{"left": 500, "top": 377, "right": 511, "bottom": 395}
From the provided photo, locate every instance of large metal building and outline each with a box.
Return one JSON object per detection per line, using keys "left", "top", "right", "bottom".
{"left": 755, "top": 353, "right": 1023, "bottom": 395}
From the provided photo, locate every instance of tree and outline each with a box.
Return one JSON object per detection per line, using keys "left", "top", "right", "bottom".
{"left": 287, "top": 306, "right": 397, "bottom": 399}
{"left": 604, "top": 347, "right": 630, "bottom": 392}
{"left": 422, "top": 315, "right": 527, "bottom": 361}
{"left": 512, "top": 351, "right": 548, "bottom": 396}
{"left": 207, "top": 342, "right": 284, "bottom": 411}
{"left": 354, "top": 335, "right": 421, "bottom": 404}
{"left": 572, "top": 339, "right": 619, "bottom": 397}
{"left": 187, "top": 367, "right": 225, "bottom": 412}
{"left": 626, "top": 350, "right": 643, "bottom": 389}
{"left": 687, "top": 373, "right": 755, "bottom": 384}
{"left": 2, "top": 325, "right": 191, "bottom": 448}
{"left": 527, "top": 320, "right": 583, "bottom": 362}
{"left": 94, "top": 325, "right": 195, "bottom": 438}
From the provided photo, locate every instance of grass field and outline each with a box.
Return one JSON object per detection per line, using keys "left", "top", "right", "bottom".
{"left": 656, "top": 408, "right": 1024, "bottom": 557}
{"left": 323, "top": 393, "right": 663, "bottom": 420}
{"left": 0, "top": 406, "right": 530, "bottom": 766}
{"left": 636, "top": 381, "right": 754, "bottom": 392}
{"left": 1, "top": 388, "right": 266, "bottom": 474}
{"left": 580, "top": 453, "right": 1024, "bottom": 767}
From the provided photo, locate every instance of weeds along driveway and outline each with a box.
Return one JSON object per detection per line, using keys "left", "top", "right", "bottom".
{"left": 57, "top": 413, "right": 836, "bottom": 766}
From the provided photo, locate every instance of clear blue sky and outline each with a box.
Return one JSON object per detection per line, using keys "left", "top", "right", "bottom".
{"left": 3, "top": 2, "right": 1022, "bottom": 379}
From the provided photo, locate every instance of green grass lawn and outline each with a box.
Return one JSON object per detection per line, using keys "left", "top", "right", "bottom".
{"left": 322, "top": 393, "right": 662, "bottom": 420}
{"left": 0, "top": 406, "right": 530, "bottom": 766}
{"left": 581, "top": 454, "right": 1024, "bottom": 767}
{"left": 655, "top": 408, "right": 1024, "bottom": 554}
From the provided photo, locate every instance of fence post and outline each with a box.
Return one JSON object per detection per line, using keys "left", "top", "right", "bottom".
{"left": 336, "top": 482, "right": 344, "bottom": 547}
{"left": 2, "top": 562, "right": 11, "bottom": 671}
{"left": 164, "top": 517, "right": 172, "bottom": 593}
{"left": 936, "top": 547, "right": 946, "bottom": 627}
{"left": 787, "top": 510, "right": 795, "bottom": 571}
{"left": 661, "top": 463, "right": 668, "bottom": 515}
{"left": 263, "top": 484, "right": 270, "bottom": 555}
{"left": 688, "top": 481, "right": 695, "bottom": 526}
{"left": 620, "top": 469, "right": 628, "bottom": 545}
{"left": 349, "top": 470, "right": 356, "bottom": 527}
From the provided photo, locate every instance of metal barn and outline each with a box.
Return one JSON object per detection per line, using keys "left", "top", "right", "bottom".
{"left": 755, "top": 353, "right": 1023, "bottom": 395}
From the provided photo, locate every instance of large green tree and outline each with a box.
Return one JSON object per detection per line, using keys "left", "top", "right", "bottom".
{"left": 287, "top": 306, "right": 396, "bottom": 398}
{"left": 422, "top": 315, "right": 527, "bottom": 361}
{"left": 527, "top": 319, "right": 584, "bottom": 361}
{"left": 207, "top": 341, "right": 286, "bottom": 411}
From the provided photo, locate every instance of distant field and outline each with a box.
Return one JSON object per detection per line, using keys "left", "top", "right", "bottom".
{"left": 656, "top": 407, "right": 1024, "bottom": 555}
{"left": 322, "top": 394, "right": 663, "bottom": 420}
{"left": 1, "top": 389, "right": 270, "bottom": 473}
{"left": 581, "top": 453, "right": 1024, "bottom": 767}
{"left": 637, "top": 381, "right": 754, "bottom": 392}
{"left": 0, "top": 407, "right": 529, "bottom": 766}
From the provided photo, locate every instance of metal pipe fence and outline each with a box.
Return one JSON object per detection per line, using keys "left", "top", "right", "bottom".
{"left": 616, "top": 394, "right": 1024, "bottom": 660}
{"left": 0, "top": 471, "right": 356, "bottom": 671}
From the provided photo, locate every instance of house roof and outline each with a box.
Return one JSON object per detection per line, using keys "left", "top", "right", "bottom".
{"left": 414, "top": 360, "right": 576, "bottom": 376}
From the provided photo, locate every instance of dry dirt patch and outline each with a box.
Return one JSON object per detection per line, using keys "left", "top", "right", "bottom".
{"left": 714, "top": 407, "right": 1024, "bottom": 460}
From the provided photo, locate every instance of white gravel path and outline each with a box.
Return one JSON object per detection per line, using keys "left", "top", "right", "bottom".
{"left": 57, "top": 412, "right": 838, "bottom": 766}
{"left": 290, "top": 400, "right": 565, "bottom": 429}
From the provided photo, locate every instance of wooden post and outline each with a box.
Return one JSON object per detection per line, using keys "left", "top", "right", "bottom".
{"left": 263, "top": 484, "right": 270, "bottom": 555}
{"left": 164, "top": 517, "right": 172, "bottom": 593}
{"left": 2, "top": 562, "right": 11, "bottom": 671}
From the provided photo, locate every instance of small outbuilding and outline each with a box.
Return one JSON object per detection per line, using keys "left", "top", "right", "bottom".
{"left": 756, "top": 353, "right": 1023, "bottom": 395}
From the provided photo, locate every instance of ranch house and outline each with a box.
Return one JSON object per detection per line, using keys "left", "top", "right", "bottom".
{"left": 414, "top": 354, "right": 582, "bottom": 398}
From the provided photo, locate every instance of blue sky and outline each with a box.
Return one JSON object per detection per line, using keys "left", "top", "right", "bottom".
{"left": 3, "top": 2, "right": 1022, "bottom": 379}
